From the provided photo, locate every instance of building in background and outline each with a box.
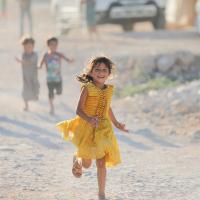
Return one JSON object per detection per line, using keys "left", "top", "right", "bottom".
{"left": 166, "top": 0, "right": 197, "bottom": 28}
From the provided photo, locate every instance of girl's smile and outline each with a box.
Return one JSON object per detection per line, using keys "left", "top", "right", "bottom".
{"left": 90, "top": 63, "right": 110, "bottom": 87}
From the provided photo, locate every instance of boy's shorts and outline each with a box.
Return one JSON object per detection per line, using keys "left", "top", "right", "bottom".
{"left": 47, "top": 81, "right": 62, "bottom": 99}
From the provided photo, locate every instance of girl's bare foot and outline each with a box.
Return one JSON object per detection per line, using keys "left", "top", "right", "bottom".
{"left": 98, "top": 193, "right": 106, "bottom": 200}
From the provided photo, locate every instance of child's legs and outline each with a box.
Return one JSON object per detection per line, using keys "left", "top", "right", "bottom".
{"left": 24, "top": 99, "right": 29, "bottom": 111}
{"left": 49, "top": 98, "right": 54, "bottom": 113}
{"left": 27, "top": 9, "right": 33, "bottom": 35}
{"left": 82, "top": 158, "right": 92, "bottom": 169}
{"left": 20, "top": 8, "right": 25, "bottom": 36}
{"left": 47, "top": 82, "right": 55, "bottom": 112}
{"left": 72, "top": 157, "right": 91, "bottom": 178}
{"left": 55, "top": 81, "right": 62, "bottom": 95}
{"left": 96, "top": 156, "right": 106, "bottom": 196}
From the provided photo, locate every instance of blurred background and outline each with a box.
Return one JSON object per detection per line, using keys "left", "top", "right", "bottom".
{"left": 1, "top": 1, "right": 200, "bottom": 200}
{"left": 0, "top": 0, "right": 199, "bottom": 36}
{"left": 1, "top": 0, "right": 200, "bottom": 119}
{"left": 1, "top": 0, "right": 200, "bottom": 125}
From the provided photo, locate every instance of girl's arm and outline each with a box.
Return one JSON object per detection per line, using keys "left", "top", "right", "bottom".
{"left": 15, "top": 57, "right": 23, "bottom": 64}
{"left": 59, "top": 53, "right": 74, "bottom": 63}
{"left": 15, "top": 57, "right": 28, "bottom": 65}
{"left": 109, "top": 107, "right": 128, "bottom": 132}
{"left": 76, "top": 87, "right": 98, "bottom": 128}
{"left": 38, "top": 55, "right": 45, "bottom": 69}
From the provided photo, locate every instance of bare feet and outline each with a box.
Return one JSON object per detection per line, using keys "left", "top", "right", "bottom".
{"left": 98, "top": 193, "right": 106, "bottom": 200}
{"left": 49, "top": 109, "right": 55, "bottom": 115}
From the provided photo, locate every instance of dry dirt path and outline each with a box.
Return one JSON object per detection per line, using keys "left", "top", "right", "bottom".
{"left": 1, "top": 1, "right": 200, "bottom": 200}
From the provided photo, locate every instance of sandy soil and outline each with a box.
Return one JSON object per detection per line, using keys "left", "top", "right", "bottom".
{"left": 0, "top": 1, "right": 200, "bottom": 200}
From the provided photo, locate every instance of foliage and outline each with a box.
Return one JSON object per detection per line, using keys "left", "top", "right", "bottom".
{"left": 115, "top": 77, "right": 180, "bottom": 97}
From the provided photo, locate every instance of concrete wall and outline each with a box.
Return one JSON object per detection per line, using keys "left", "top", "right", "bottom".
{"left": 166, "top": 0, "right": 197, "bottom": 28}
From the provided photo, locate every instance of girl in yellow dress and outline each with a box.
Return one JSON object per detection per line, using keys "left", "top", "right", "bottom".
{"left": 56, "top": 56, "right": 128, "bottom": 199}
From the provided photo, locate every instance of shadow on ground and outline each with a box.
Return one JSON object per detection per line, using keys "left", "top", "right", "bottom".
{"left": 0, "top": 116, "right": 63, "bottom": 149}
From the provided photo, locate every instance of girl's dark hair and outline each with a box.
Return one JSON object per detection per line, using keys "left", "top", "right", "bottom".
{"left": 77, "top": 56, "right": 115, "bottom": 83}
{"left": 76, "top": 74, "right": 93, "bottom": 83}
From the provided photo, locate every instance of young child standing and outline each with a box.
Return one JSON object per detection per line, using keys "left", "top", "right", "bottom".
{"left": 39, "top": 37, "right": 73, "bottom": 115}
{"left": 16, "top": 37, "right": 39, "bottom": 111}
{"left": 56, "top": 56, "right": 128, "bottom": 200}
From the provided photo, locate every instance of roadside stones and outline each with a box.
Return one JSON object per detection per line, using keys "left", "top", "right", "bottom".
{"left": 191, "top": 130, "right": 200, "bottom": 142}
{"left": 156, "top": 54, "right": 176, "bottom": 73}
{"left": 136, "top": 56, "right": 156, "bottom": 74}
{"left": 176, "top": 51, "right": 194, "bottom": 70}
{"left": 118, "top": 51, "right": 199, "bottom": 84}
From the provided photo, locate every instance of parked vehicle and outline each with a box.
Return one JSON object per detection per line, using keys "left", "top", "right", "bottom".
{"left": 52, "top": 0, "right": 167, "bottom": 34}
{"left": 96, "top": 0, "right": 167, "bottom": 31}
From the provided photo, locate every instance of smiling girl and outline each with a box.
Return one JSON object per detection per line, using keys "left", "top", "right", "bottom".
{"left": 56, "top": 56, "right": 128, "bottom": 200}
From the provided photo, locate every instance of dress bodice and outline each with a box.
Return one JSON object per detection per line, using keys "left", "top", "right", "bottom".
{"left": 83, "top": 82, "right": 113, "bottom": 119}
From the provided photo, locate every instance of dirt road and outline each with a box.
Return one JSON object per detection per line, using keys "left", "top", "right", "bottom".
{"left": 1, "top": 1, "right": 200, "bottom": 200}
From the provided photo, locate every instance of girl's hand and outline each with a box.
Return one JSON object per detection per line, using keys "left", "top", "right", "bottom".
{"left": 15, "top": 57, "right": 21, "bottom": 63}
{"left": 116, "top": 122, "right": 129, "bottom": 133}
{"left": 88, "top": 116, "right": 99, "bottom": 128}
{"left": 69, "top": 58, "right": 74, "bottom": 63}
{"left": 15, "top": 57, "right": 29, "bottom": 65}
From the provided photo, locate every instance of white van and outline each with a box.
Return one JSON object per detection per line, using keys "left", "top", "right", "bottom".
{"left": 96, "top": 0, "right": 167, "bottom": 31}
{"left": 53, "top": 0, "right": 167, "bottom": 34}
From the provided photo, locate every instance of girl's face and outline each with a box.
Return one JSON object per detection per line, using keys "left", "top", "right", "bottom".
{"left": 24, "top": 43, "right": 34, "bottom": 54}
{"left": 90, "top": 63, "right": 110, "bottom": 87}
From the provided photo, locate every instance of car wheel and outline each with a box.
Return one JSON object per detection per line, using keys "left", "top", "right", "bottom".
{"left": 152, "top": 8, "right": 166, "bottom": 29}
{"left": 108, "top": 2, "right": 133, "bottom": 31}
{"left": 121, "top": 21, "right": 133, "bottom": 31}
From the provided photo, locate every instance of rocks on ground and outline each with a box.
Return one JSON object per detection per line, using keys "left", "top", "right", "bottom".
{"left": 116, "top": 51, "right": 200, "bottom": 85}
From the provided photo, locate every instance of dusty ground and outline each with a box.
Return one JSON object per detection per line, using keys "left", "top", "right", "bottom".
{"left": 0, "top": 1, "right": 200, "bottom": 200}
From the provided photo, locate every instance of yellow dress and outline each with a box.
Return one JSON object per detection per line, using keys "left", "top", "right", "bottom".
{"left": 56, "top": 82, "right": 121, "bottom": 167}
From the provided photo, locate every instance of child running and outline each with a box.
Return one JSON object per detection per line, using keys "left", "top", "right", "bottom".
{"left": 16, "top": 36, "right": 39, "bottom": 111}
{"left": 56, "top": 56, "right": 128, "bottom": 200}
{"left": 39, "top": 37, "right": 73, "bottom": 115}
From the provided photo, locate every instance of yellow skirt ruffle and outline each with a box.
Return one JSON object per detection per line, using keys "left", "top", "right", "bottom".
{"left": 56, "top": 116, "right": 121, "bottom": 167}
